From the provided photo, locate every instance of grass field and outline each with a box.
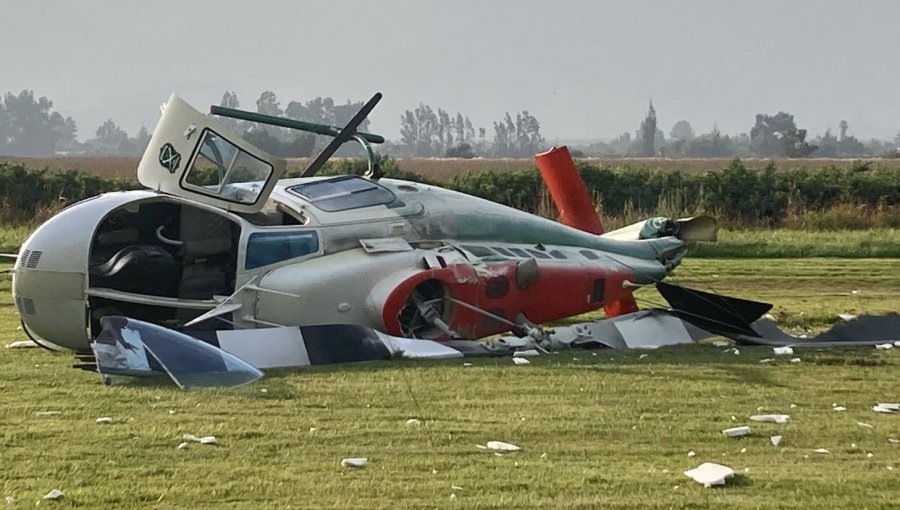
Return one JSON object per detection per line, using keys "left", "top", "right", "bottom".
{"left": 2, "top": 258, "right": 899, "bottom": 509}
{"left": 4, "top": 155, "right": 900, "bottom": 182}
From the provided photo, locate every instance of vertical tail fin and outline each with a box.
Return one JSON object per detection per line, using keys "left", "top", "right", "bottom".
{"left": 535, "top": 146, "right": 604, "bottom": 234}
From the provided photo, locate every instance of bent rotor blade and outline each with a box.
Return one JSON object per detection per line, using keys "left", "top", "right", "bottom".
{"left": 656, "top": 281, "right": 772, "bottom": 337}
{"left": 301, "top": 92, "right": 382, "bottom": 178}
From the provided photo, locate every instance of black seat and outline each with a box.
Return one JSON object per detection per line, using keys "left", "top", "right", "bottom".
{"left": 90, "top": 245, "right": 178, "bottom": 296}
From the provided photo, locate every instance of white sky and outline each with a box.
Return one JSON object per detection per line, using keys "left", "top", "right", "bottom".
{"left": 4, "top": 0, "right": 900, "bottom": 142}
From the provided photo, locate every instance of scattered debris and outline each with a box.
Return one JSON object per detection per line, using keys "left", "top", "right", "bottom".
{"left": 771, "top": 435, "right": 782, "bottom": 446}
{"left": 638, "top": 354, "right": 648, "bottom": 359}
{"left": 540, "top": 452, "right": 548, "bottom": 459}
{"left": 176, "top": 442, "right": 188, "bottom": 450}
{"left": 260, "top": 388, "right": 268, "bottom": 393}
{"left": 95, "top": 417, "right": 113, "bottom": 425}
{"left": 182, "top": 434, "right": 200, "bottom": 442}
{"left": 868, "top": 453, "right": 874, "bottom": 458}
{"left": 888, "top": 438, "right": 899, "bottom": 444}
{"left": 790, "top": 358, "right": 802, "bottom": 363}
{"left": 42, "top": 489, "right": 64, "bottom": 500}
{"left": 35, "top": 411, "right": 61, "bottom": 417}
{"left": 837, "top": 313, "right": 858, "bottom": 322}
{"left": 485, "top": 441, "right": 521, "bottom": 452}
{"left": 687, "top": 450, "right": 696, "bottom": 457}
{"left": 740, "top": 448, "right": 747, "bottom": 454}
{"left": 875, "top": 343, "right": 894, "bottom": 350}
{"left": 4, "top": 496, "right": 15, "bottom": 505}
{"left": 833, "top": 406, "right": 847, "bottom": 412}
{"left": 341, "top": 457, "right": 368, "bottom": 468}
{"left": 683, "top": 463, "right": 735, "bottom": 488}
{"left": 405, "top": 418, "right": 422, "bottom": 426}
{"left": 858, "top": 422, "right": 874, "bottom": 429}
{"left": 790, "top": 404, "right": 797, "bottom": 409}
{"left": 513, "top": 350, "right": 540, "bottom": 358}
{"left": 309, "top": 427, "right": 318, "bottom": 433}
{"left": 5, "top": 340, "right": 38, "bottom": 349}
{"left": 750, "top": 414, "right": 790, "bottom": 424}
{"left": 451, "top": 485, "right": 463, "bottom": 491}
{"left": 759, "top": 358, "right": 774, "bottom": 364}
{"left": 512, "top": 358, "right": 531, "bottom": 366}
{"left": 813, "top": 448, "right": 831, "bottom": 454}
{"left": 712, "top": 340, "right": 730, "bottom": 347}
{"left": 773, "top": 346, "right": 794, "bottom": 356}
{"left": 199, "top": 436, "right": 218, "bottom": 445}
{"left": 873, "top": 403, "right": 898, "bottom": 414}
{"left": 722, "top": 426, "right": 751, "bottom": 437}
{"left": 462, "top": 363, "right": 473, "bottom": 367}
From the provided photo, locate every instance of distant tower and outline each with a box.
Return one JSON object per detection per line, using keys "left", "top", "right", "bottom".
{"left": 640, "top": 101, "right": 657, "bottom": 156}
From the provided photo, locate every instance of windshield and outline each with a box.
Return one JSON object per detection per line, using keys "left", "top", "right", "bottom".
{"left": 287, "top": 176, "right": 395, "bottom": 212}
{"left": 183, "top": 129, "right": 274, "bottom": 205}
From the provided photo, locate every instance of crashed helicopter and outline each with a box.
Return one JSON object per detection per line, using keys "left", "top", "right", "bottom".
{"left": 9, "top": 92, "right": 899, "bottom": 388}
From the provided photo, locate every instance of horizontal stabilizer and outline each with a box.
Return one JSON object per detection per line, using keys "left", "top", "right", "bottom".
{"left": 657, "top": 282, "right": 772, "bottom": 337}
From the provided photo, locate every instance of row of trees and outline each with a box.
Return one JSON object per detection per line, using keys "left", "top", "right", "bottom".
{"left": 584, "top": 104, "right": 885, "bottom": 158}
{"left": 0, "top": 89, "right": 896, "bottom": 159}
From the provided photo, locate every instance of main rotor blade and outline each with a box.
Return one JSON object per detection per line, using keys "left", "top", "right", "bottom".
{"left": 301, "top": 92, "right": 382, "bottom": 178}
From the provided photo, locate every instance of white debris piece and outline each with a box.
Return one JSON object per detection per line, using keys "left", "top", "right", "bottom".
{"left": 4, "top": 496, "right": 16, "bottom": 505}
{"left": 833, "top": 406, "right": 847, "bottom": 412}
{"left": 837, "top": 313, "right": 858, "bottom": 322}
{"left": 486, "top": 441, "right": 521, "bottom": 452}
{"left": 199, "top": 436, "right": 218, "bottom": 445}
{"left": 740, "top": 448, "right": 747, "bottom": 454}
{"left": 513, "top": 350, "right": 540, "bottom": 358}
{"left": 182, "top": 434, "right": 200, "bottom": 442}
{"left": 687, "top": 450, "right": 696, "bottom": 457}
{"left": 759, "top": 358, "right": 774, "bottom": 364}
{"left": 635, "top": 345, "right": 659, "bottom": 350}
{"left": 771, "top": 435, "right": 782, "bottom": 446}
{"left": 888, "top": 438, "right": 899, "bottom": 444}
{"left": 875, "top": 343, "right": 894, "bottom": 350}
{"left": 790, "top": 358, "right": 802, "bottom": 363}
{"left": 35, "top": 411, "right": 61, "bottom": 416}
{"left": 851, "top": 443, "right": 858, "bottom": 448}
{"left": 639, "top": 354, "right": 648, "bottom": 359}
{"left": 813, "top": 448, "right": 831, "bottom": 454}
{"left": 790, "top": 404, "right": 797, "bottom": 409}
{"left": 42, "top": 489, "right": 64, "bottom": 500}
{"left": 176, "top": 442, "right": 188, "bottom": 450}
{"left": 722, "top": 426, "right": 751, "bottom": 437}
{"left": 764, "top": 313, "right": 776, "bottom": 321}
{"left": 512, "top": 358, "right": 531, "bottom": 366}
{"left": 858, "top": 422, "right": 874, "bottom": 429}
{"left": 868, "top": 453, "right": 875, "bottom": 458}
{"left": 873, "top": 403, "right": 899, "bottom": 414}
{"left": 712, "top": 340, "right": 731, "bottom": 347}
{"left": 750, "top": 414, "right": 790, "bottom": 424}
{"left": 895, "top": 341, "right": 900, "bottom": 347}
{"left": 773, "top": 346, "right": 794, "bottom": 356}
{"left": 451, "top": 485, "right": 464, "bottom": 491}
{"left": 683, "top": 463, "right": 735, "bottom": 488}
{"left": 96, "top": 417, "right": 113, "bottom": 425}
{"left": 405, "top": 418, "right": 422, "bottom": 426}
{"left": 5, "top": 339, "right": 38, "bottom": 349}
{"left": 462, "top": 362, "right": 473, "bottom": 367}
{"left": 341, "top": 457, "right": 368, "bottom": 468}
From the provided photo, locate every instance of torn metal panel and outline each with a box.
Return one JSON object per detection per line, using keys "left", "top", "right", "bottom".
{"left": 734, "top": 315, "right": 900, "bottom": 347}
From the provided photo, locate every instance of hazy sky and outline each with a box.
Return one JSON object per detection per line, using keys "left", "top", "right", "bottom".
{"left": 4, "top": 0, "right": 900, "bottom": 142}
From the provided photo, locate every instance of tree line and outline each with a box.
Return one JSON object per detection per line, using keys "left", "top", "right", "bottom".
{"left": 0, "top": 89, "right": 896, "bottom": 159}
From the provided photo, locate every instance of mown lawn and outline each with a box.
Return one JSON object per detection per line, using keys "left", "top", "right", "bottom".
{"left": 1, "top": 259, "right": 899, "bottom": 509}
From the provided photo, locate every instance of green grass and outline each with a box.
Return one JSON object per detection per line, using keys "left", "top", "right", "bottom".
{"left": 2, "top": 259, "right": 900, "bottom": 509}
{"left": 689, "top": 229, "right": 900, "bottom": 258}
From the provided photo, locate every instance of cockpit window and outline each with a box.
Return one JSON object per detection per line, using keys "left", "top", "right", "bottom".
{"left": 183, "top": 129, "right": 274, "bottom": 205}
{"left": 245, "top": 231, "right": 319, "bottom": 270}
{"left": 287, "top": 176, "right": 395, "bottom": 212}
